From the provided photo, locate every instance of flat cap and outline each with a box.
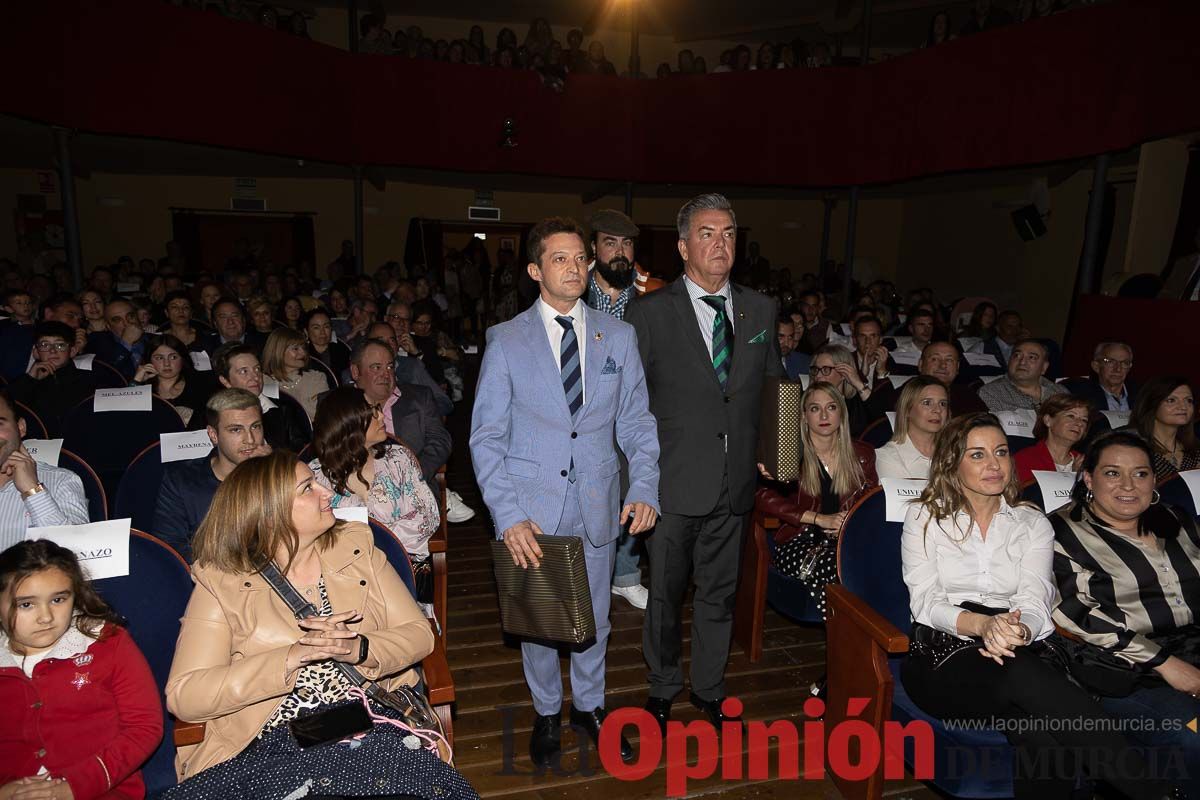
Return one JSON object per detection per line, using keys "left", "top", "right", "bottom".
{"left": 588, "top": 209, "right": 640, "bottom": 238}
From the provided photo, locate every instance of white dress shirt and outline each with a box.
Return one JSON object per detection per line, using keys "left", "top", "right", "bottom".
{"left": 0, "top": 462, "right": 91, "bottom": 552}
{"left": 537, "top": 297, "right": 587, "bottom": 405}
{"left": 875, "top": 437, "right": 932, "bottom": 480}
{"left": 683, "top": 275, "right": 734, "bottom": 354}
{"left": 901, "top": 499, "right": 1056, "bottom": 642}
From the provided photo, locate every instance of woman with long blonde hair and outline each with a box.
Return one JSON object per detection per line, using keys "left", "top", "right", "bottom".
{"left": 900, "top": 413, "right": 1169, "bottom": 799}
{"left": 756, "top": 382, "right": 877, "bottom": 618}
{"left": 875, "top": 375, "right": 949, "bottom": 479}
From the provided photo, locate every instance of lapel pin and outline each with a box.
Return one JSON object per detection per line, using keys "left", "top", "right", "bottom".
{"left": 594, "top": 331, "right": 603, "bottom": 341}
{"left": 738, "top": 311, "right": 745, "bottom": 319}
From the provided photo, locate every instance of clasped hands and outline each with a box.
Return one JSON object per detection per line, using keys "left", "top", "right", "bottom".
{"left": 976, "top": 610, "right": 1031, "bottom": 665}
{"left": 285, "top": 609, "right": 365, "bottom": 673}
{"left": 502, "top": 502, "right": 657, "bottom": 569}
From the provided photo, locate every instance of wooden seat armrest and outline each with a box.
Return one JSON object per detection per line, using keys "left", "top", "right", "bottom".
{"left": 826, "top": 584, "right": 909, "bottom": 654}
{"left": 422, "top": 618, "right": 454, "bottom": 708}
{"left": 762, "top": 516, "right": 780, "bottom": 530}
{"left": 173, "top": 719, "right": 206, "bottom": 747}
{"left": 428, "top": 534, "right": 447, "bottom": 554}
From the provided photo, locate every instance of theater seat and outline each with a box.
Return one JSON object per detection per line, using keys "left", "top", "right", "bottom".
{"left": 859, "top": 417, "right": 894, "bottom": 448}
{"left": 58, "top": 448, "right": 108, "bottom": 522}
{"left": 90, "top": 359, "right": 129, "bottom": 390}
{"left": 114, "top": 442, "right": 166, "bottom": 531}
{"left": 92, "top": 530, "right": 192, "bottom": 797}
{"left": 1158, "top": 472, "right": 1198, "bottom": 519}
{"left": 1019, "top": 478, "right": 1045, "bottom": 512}
{"left": 13, "top": 399, "right": 49, "bottom": 439}
{"left": 827, "top": 487, "right": 1014, "bottom": 799}
{"left": 62, "top": 395, "right": 185, "bottom": 502}
{"left": 306, "top": 357, "right": 339, "bottom": 389}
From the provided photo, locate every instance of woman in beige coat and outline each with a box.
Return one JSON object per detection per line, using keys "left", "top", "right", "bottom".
{"left": 163, "top": 450, "right": 477, "bottom": 799}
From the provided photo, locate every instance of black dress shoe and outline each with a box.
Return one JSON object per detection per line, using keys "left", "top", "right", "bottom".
{"left": 644, "top": 697, "right": 671, "bottom": 735}
{"left": 570, "top": 705, "right": 635, "bottom": 764}
{"left": 529, "top": 712, "right": 562, "bottom": 769}
{"left": 689, "top": 692, "right": 743, "bottom": 727}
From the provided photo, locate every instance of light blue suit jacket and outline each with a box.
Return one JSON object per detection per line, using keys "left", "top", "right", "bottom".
{"left": 470, "top": 302, "right": 660, "bottom": 547}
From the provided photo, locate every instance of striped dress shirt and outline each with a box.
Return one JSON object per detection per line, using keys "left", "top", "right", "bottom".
{"left": 1051, "top": 503, "right": 1200, "bottom": 668}
{"left": 0, "top": 462, "right": 91, "bottom": 552}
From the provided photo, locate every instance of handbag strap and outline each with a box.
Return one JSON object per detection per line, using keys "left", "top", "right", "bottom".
{"left": 258, "top": 561, "right": 392, "bottom": 704}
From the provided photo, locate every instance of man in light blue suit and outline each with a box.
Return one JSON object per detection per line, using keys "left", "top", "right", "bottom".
{"left": 470, "top": 217, "right": 660, "bottom": 770}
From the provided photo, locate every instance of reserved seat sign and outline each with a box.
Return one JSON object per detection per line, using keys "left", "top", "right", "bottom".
{"left": 27, "top": 519, "right": 132, "bottom": 580}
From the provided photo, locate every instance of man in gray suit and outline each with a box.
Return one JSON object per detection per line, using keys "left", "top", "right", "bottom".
{"left": 470, "top": 217, "right": 660, "bottom": 769}
{"left": 625, "top": 193, "right": 784, "bottom": 730}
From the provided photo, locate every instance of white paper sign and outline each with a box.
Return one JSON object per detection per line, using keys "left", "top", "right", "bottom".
{"left": 160, "top": 430, "right": 214, "bottom": 463}
{"left": 963, "top": 352, "right": 1000, "bottom": 367}
{"left": 891, "top": 350, "right": 921, "bottom": 367}
{"left": 116, "top": 282, "right": 140, "bottom": 295}
{"left": 23, "top": 438, "right": 64, "bottom": 466}
{"left": 73, "top": 354, "right": 95, "bottom": 371}
{"left": 798, "top": 374, "right": 811, "bottom": 389}
{"left": 190, "top": 351, "right": 212, "bottom": 371}
{"left": 94, "top": 384, "right": 153, "bottom": 412}
{"left": 262, "top": 375, "right": 280, "bottom": 399}
{"left": 981, "top": 374, "right": 1006, "bottom": 384}
{"left": 462, "top": 345, "right": 478, "bottom": 355}
{"left": 885, "top": 411, "right": 897, "bottom": 430}
{"left": 881, "top": 478, "right": 927, "bottom": 523}
{"left": 1100, "top": 410, "right": 1131, "bottom": 430}
{"left": 958, "top": 337, "right": 981, "bottom": 351}
{"left": 995, "top": 410, "right": 1037, "bottom": 438}
{"left": 1177, "top": 470, "right": 1200, "bottom": 512}
{"left": 890, "top": 336, "right": 914, "bottom": 350}
{"left": 888, "top": 375, "right": 914, "bottom": 389}
{"left": 828, "top": 333, "right": 852, "bottom": 348}
{"left": 333, "top": 506, "right": 369, "bottom": 524}
{"left": 1031, "top": 470, "right": 1076, "bottom": 513}
{"left": 956, "top": 312, "right": 972, "bottom": 330}
{"left": 27, "top": 519, "right": 132, "bottom": 580}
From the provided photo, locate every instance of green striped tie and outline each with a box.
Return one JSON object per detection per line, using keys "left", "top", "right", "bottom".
{"left": 701, "top": 295, "right": 733, "bottom": 391}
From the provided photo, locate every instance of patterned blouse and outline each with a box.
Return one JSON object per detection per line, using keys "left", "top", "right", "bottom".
{"left": 309, "top": 445, "right": 439, "bottom": 557}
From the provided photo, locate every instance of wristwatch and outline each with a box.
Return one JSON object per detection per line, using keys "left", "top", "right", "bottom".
{"left": 354, "top": 635, "right": 370, "bottom": 666}
{"left": 20, "top": 483, "right": 46, "bottom": 500}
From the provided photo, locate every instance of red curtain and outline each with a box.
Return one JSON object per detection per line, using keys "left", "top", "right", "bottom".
{"left": 1064, "top": 295, "right": 1200, "bottom": 391}
{"left": 3, "top": 0, "right": 1198, "bottom": 188}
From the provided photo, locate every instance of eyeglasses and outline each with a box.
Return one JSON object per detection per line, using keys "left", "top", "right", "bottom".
{"left": 812, "top": 365, "right": 836, "bottom": 376}
{"left": 36, "top": 341, "right": 70, "bottom": 352}
{"left": 385, "top": 313, "right": 411, "bottom": 322}
{"left": 1098, "top": 358, "right": 1133, "bottom": 369}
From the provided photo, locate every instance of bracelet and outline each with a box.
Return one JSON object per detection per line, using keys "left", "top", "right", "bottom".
{"left": 20, "top": 483, "right": 46, "bottom": 500}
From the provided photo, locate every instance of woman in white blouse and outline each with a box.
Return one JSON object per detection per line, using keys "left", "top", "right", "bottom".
{"left": 875, "top": 376, "right": 948, "bottom": 479}
{"left": 900, "top": 413, "right": 1169, "bottom": 800}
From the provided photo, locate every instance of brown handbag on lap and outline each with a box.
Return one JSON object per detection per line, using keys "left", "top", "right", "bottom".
{"left": 491, "top": 535, "right": 596, "bottom": 645}
{"left": 758, "top": 377, "right": 805, "bottom": 482}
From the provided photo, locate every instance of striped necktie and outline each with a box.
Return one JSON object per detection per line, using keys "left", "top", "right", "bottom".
{"left": 556, "top": 315, "right": 581, "bottom": 482}
{"left": 701, "top": 295, "right": 733, "bottom": 391}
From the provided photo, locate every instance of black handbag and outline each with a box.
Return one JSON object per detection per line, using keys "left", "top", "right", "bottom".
{"left": 257, "top": 561, "right": 452, "bottom": 763}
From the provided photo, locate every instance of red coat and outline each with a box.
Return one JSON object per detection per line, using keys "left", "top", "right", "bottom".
{"left": 756, "top": 440, "right": 879, "bottom": 544}
{"left": 0, "top": 623, "right": 162, "bottom": 799}
{"left": 1013, "top": 439, "right": 1080, "bottom": 484}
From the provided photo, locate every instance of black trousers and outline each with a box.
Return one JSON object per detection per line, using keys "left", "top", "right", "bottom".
{"left": 643, "top": 471, "right": 744, "bottom": 701}
{"left": 902, "top": 645, "right": 1169, "bottom": 800}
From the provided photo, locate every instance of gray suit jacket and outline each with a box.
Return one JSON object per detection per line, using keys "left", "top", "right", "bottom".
{"left": 390, "top": 383, "right": 451, "bottom": 481}
{"left": 625, "top": 277, "right": 783, "bottom": 517}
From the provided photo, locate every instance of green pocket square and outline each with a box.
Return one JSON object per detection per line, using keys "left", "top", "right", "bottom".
{"left": 748, "top": 330, "right": 767, "bottom": 344}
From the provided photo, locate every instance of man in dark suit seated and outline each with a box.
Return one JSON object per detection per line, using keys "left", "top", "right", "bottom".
{"left": 153, "top": 388, "right": 270, "bottom": 561}
{"left": 852, "top": 315, "right": 896, "bottom": 391}
{"left": 366, "top": 318, "right": 453, "bottom": 416}
{"left": 212, "top": 343, "right": 309, "bottom": 452}
{"left": 85, "top": 298, "right": 148, "bottom": 381}
{"left": 6, "top": 322, "right": 98, "bottom": 436}
{"left": 1064, "top": 341, "right": 1138, "bottom": 413}
{"left": 919, "top": 341, "right": 987, "bottom": 415}
{"left": 969, "top": 308, "right": 1023, "bottom": 367}
{"left": 202, "top": 297, "right": 266, "bottom": 355}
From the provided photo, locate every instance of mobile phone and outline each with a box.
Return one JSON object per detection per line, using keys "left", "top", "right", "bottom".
{"left": 288, "top": 702, "right": 373, "bottom": 749}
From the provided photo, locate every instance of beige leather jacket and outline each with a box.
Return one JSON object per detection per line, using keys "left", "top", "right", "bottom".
{"left": 165, "top": 522, "right": 434, "bottom": 780}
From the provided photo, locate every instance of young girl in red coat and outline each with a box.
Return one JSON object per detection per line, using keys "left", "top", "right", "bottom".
{"left": 0, "top": 540, "right": 162, "bottom": 800}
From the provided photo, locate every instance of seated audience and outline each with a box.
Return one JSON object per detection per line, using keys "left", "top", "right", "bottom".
{"left": 153, "top": 388, "right": 271, "bottom": 561}
{"left": 1067, "top": 341, "right": 1138, "bottom": 412}
{"left": 7, "top": 321, "right": 98, "bottom": 436}
{"left": 164, "top": 450, "right": 473, "bottom": 797}
{"left": 134, "top": 333, "right": 214, "bottom": 428}
{"left": 336, "top": 297, "right": 378, "bottom": 345}
{"left": 918, "top": 341, "right": 987, "bottom": 414}
{"left": 1013, "top": 394, "right": 1090, "bottom": 482}
{"left": 896, "top": 307, "right": 935, "bottom": 352}
{"left": 1051, "top": 431, "right": 1200, "bottom": 797}
{"left": 900, "top": 413, "right": 1169, "bottom": 799}
{"left": 971, "top": 309, "right": 1023, "bottom": 366}
{"left": 959, "top": 300, "right": 997, "bottom": 340}
{"left": 0, "top": 540, "right": 162, "bottom": 800}
{"left": 41, "top": 295, "right": 87, "bottom": 351}
{"left": 977, "top": 339, "right": 1066, "bottom": 412}
{"left": 0, "top": 389, "right": 89, "bottom": 550}
{"left": 78, "top": 290, "right": 107, "bottom": 334}
{"left": 246, "top": 296, "right": 276, "bottom": 337}
{"left": 195, "top": 282, "right": 222, "bottom": 325}
{"left": 203, "top": 297, "right": 265, "bottom": 355}
{"left": 261, "top": 328, "right": 331, "bottom": 421}
{"left": 213, "top": 343, "right": 309, "bottom": 452}
{"left": 309, "top": 387, "right": 439, "bottom": 575}
{"left": 161, "top": 289, "right": 204, "bottom": 350}
{"left": 809, "top": 343, "right": 889, "bottom": 436}
{"left": 1131, "top": 376, "right": 1199, "bottom": 480}
{"left": 777, "top": 315, "right": 809, "bottom": 379}
{"left": 278, "top": 296, "right": 303, "bottom": 330}
{"left": 1, "top": 289, "right": 35, "bottom": 327}
{"left": 86, "top": 299, "right": 148, "bottom": 381}
{"left": 852, "top": 315, "right": 894, "bottom": 390}
{"left": 875, "top": 376, "right": 948, "bottom": 479}
{"left": 375, "top": 316, "right": 454, "bottom": 416}
{"left": 756, "top": 382, "right": 877, "bottom": 618}
{"left": 303, "top": 308, "right": 351, "bottom": 378}
{"left": 793, "top": 290, "right": 831, "bottom": 355}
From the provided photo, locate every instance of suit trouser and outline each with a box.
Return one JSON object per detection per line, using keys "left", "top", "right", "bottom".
{"left": 520, "top": 479, "right": 617, "bottom": 716}
{"left": 643, "top": 470, "right": 743, "bottom": 701}
{"left": 612, "top": 447, "right": 642, "bottom": 588}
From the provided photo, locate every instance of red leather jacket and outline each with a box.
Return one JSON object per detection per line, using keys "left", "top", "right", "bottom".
{"left": 756, "top": 440, "right": 879, "bottom": 544}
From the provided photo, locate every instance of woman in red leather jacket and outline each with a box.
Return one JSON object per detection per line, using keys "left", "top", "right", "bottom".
{"left": 757, "top": 381, "right": 878, "bottom": 618}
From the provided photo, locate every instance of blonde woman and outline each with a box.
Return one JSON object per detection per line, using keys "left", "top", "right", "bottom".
{"left": 261, "top": 327, "right": 331, "bottom": 421}
{"left": 875, "top": 375, "right": 949, "bottom": 479}
{"left": 756, "top": 381, "right": 877, "bottom": 617}
{"left": 900, "top": 413, "right": 1168, "bottom": 799}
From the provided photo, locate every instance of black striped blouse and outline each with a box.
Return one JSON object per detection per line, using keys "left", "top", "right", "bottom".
{"left": 1050, "top": 503, "right": 1200, "bottom": 668}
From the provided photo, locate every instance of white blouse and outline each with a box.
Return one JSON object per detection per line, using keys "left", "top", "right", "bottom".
{"left": 901, "top": 499, "right": 1056, "bottom": 641}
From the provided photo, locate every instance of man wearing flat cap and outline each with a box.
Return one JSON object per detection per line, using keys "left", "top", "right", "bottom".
{"left": 585, "top": 209, "right": 652, "bottom": 610}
